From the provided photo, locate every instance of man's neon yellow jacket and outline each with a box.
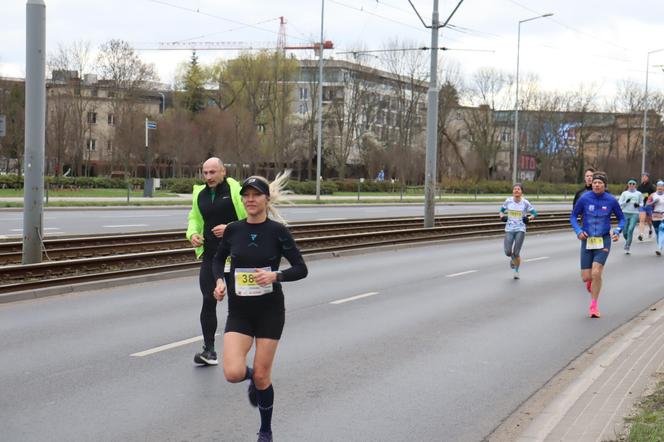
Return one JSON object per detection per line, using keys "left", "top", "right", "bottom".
{"left": 186, "top": 178, "right": 247, "bottom": 259}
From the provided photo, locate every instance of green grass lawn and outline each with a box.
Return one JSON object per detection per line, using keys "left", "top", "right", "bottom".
{"left": 0, "top": 188, "right": 178, "bottom": 198}
{"left": 623, "top": 380, "right": 664, "bottom": 441}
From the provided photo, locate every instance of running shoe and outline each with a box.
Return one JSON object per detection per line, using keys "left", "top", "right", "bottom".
{"left": 247, "top": 379, "right": 258, "bottom": 407}
{"left": 257, "top": 431, "right": 273, "bottom": 442}
{"left": 509, "top": 257, "right": 515, "bottom": 269}
{"left": 194, "top": 347, "right": 218, "bottom": 366}
{"left": 638, "top": 234, "right": 644, "bottom": 241}
{"left": 589, "top": 304, "right": 601, "bottom": 318}
{"left": 657, "top": 249, "right": 662, "bottom": 256}
{"left": 649, "top": 230, "right": 654, "bottom": 238}
{"left": 624, "top": 245, "right": 631, "bottom": 255}
{"left": 513, "top": 268, "right": 520, "bottom": 280}
{"left": 585, "top": 280, "right": 592, "bottom": 294}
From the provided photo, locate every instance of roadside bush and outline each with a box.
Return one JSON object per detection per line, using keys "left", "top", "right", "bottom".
{"left": 0, "top": 174, "right": 23, "bottom": 189}
{"left": 161, "top": 178, "right": 202, "bottom": 194}
{"left": 286, "top": 180, "right": 337, "bottom": 195}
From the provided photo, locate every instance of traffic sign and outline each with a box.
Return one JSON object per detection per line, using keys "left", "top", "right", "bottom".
{"left": 147, "top": 121, "right": 157, "bottom": 130}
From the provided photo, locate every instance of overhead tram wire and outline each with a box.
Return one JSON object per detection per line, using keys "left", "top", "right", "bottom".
{"left": 327, "top": 0, "right": 428, "bottom": 34}
{"left": 505, "top": 0, "right": 632, "bottom": 53}
{"left": 146, "top": 0, "right": 310, "bottom": 44}
{"left": 337, "top": 46, "right": 494, "bottom": 55}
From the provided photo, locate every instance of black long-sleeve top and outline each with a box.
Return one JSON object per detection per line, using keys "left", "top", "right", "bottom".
{"left": 212, "top": 218, "right": 308, "bottom": 312}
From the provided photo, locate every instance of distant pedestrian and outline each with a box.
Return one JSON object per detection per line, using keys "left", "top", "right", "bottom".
{"left": 186, "top": 157, "right": 247, "bottom": 365}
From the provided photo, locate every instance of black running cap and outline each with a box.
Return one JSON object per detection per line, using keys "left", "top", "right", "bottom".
{"left": 240, "top": 177, "right": 270, "bottom": 196}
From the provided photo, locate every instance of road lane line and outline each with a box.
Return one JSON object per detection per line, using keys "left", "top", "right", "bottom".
{"left": 317, "top": 217, "right": 347, "bottom": 221}
{"left": 103, "top": 224, "right": 149, "bottom": 228}
{"left": 446, "top": 270, "right": 478, "bottom": 278}
{"left": 330, "top": 292, "right": 379, "bottom": 305}
{"left": 131, "top": 333, "right": 220, "bottom": 357}
{"left": 523, "top": 256, "right": 549, "bottom": 263}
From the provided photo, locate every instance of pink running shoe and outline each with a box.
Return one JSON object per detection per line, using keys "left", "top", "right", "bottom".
{"left": 589, "top": 304, "right": 601, "bottom": 318}
{"left": 585, "top": 280, "right": 592, "bottom": 294}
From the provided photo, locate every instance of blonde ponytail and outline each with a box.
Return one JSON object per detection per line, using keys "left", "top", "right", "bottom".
{"left": 267, "top": 170, "right": 292, "bottom": 224}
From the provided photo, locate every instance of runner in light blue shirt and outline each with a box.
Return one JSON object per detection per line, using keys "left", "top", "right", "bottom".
{"left": 499, "top": 183, "right": 538, "bottom": 279}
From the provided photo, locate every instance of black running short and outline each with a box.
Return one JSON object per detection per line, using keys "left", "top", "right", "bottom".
{"left": 224, "top": 309, "right": 285, "bottom": 340}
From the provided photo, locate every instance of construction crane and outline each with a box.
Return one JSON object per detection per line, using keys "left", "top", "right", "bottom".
{"left": 141, "top": 17, "right": 333, "bottom": 53}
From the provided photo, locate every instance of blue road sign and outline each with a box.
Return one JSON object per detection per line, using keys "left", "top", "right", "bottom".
{"left": 147, "top": 121, "right": 157, "bottom": 130}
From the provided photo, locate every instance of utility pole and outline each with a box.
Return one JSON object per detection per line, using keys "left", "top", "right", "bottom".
{"left": 423, "top": 0, "right": 440, "bottom": 227}
{"left": 23, "top": 0, "right": 46, "bottom": 264}
{"left": 409, "top": 0, "right": 465, "bottom": 227}
{"left": 315, "top": 0, "right": 325, "bottom": 201}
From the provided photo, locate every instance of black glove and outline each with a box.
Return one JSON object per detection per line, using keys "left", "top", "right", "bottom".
{"left": 500, "top": 215, "right": 507, "bottom": 223}
{"left": 522, "top": 216, "right": 530, "bottom": 224}
{"left": 634, "top": 203, "right": 640, "bottom": 209}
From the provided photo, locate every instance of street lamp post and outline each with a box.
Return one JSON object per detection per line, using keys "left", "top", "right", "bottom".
{"left": 642, "top": 48, "right": 664, "bottom": 175}
{"left": 513, "top": 13, "right": 553, "bottom": 185}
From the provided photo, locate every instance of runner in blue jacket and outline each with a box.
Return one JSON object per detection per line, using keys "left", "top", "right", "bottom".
{"left": 570, "top": 171, "right": 625, "bottom": 318}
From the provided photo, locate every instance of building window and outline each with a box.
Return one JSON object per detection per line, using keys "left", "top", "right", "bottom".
{"left": 501, "top": 130, "right": 511, "bottom": 142}
{"left": 299, "top": 87, "right": 308, "bottom": 100}
{"left": 87, "top": 112, "right": 97, "bottom": 124}
{"left": 257, "top": 124, "right": 266, "bottom": 133}
{"left": 108, "top": 114, "right": 115, "bottom": 125}
{"left": 298, "top": 102, "right": 308, "bottom": 114}
{"left": 91, "top": 88, "right": 98, "bottom": 97}
{"left": 107, "top": 140, "right": 113, "bottom": 151}
{"left": 86, "top": 139, "right": 97, "bottom": 151}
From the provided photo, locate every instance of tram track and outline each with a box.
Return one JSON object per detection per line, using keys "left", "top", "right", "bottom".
{"left": 0, "top": 212, "right": 572, "bottom": 294}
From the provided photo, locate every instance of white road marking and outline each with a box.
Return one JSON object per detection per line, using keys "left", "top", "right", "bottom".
{"left": 130, "top": 333, "right": 220, "bottom": 357}
{"left": 330, "top": 292, "right": 379, "bottom": 305}
{"left": 10, "top": 227, "right": 60, "bottom": 232}
{"left": 0, "top": 235, "right": 7, "bottom": 239}
{"left": 446, "top": 270, "right": 478, "bottom": 278}
{"left": 103, "top": 224, "right": 149, "bottom": 228}
{"left": 317, "top": 217, "right": 347, "bottom": 221}
{"left": 9, "top": 229, "right": 22, "bottom": 232}
{"left": 523, "top": 256, "right": 550, "bottom": 263}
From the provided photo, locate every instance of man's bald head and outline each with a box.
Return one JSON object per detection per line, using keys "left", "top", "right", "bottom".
{"left": 202, "top": 157, "right": 226, "bottom": 188}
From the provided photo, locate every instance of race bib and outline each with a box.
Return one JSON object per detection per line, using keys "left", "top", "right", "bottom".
{"left": 234, "top": 267, "right": 273, "bottom": 297}
{"left": 224, "top": 257, "right": 231, "bottom": 273}
{"left": 586, "top": 236, "right": 604, "bottom": 250}
{"left": 508, "top": 210, "right": 522, "bottom": 219}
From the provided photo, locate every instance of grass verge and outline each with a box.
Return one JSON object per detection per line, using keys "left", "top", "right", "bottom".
{"left": 622, "top": 378, "right": 664, "bottom": 441}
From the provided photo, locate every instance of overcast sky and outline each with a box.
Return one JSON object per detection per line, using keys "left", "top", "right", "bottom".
{"left": 3, "top": 0, "right": 664, "bottom": 102}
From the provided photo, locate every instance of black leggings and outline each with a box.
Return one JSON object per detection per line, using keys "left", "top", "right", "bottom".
{"left": 199, "top": 258, "right": 218, "bottom": 349}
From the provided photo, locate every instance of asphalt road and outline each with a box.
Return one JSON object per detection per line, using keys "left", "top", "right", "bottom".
{"left": 2, "top": 231, "right": 663, "bottom": 441}
{"left": 0, "top": 202, "right": 572, "bottom": 238}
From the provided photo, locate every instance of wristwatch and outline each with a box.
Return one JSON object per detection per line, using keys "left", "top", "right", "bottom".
{"left": 275, "top": 271, "right": 284, "bottom": 282}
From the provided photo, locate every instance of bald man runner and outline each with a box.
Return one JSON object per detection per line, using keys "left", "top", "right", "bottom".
{"left": 186, "top": 157, "right": 247, "bottom": 365}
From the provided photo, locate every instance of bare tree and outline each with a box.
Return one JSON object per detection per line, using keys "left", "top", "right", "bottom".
{"left": 380, "top": 40, "right": 428, "bottom": 183}
{"left": 96, "top": 39, "right": 158, "bottom": 176}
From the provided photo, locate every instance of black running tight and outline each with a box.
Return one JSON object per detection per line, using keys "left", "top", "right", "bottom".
{"left": 199, "top": 258, "right": 218, "bottom": 349}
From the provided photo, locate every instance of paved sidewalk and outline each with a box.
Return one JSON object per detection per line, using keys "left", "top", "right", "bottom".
{"left": 516, "top": 298, "right": 664, "bottom": 441}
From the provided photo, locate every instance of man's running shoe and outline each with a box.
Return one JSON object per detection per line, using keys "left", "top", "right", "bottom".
{"left": 657, "top": 249, "right": 662, "bottom": 256}
{"left": 247, "top": 379, "right": 258, "bottom": 407}
{"left": 624, "top": 245, "right": 631, "bottom": 255}
{"left": 585, "top": 280, "right": 592, "bottom": 294}
{"left": 589, "top": 304, "right": 601, "bottom": 318}
{"left": 650, "top": 230, "right": 654, "bottom": 238}
{"left": 513, "top": 268, "right": 520, "bottom": 280}
{"left": 257, "top": 431, "right": 273, "bottom": 442}
{"left": 194, "top": 347, "right": 218, "bottom": 366}
{"left": 638, "top": 234, "right": 644, "bottom": 241}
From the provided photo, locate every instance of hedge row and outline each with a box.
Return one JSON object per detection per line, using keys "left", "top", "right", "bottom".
{"left": 0, "top": 174, "right": 632, "bottom": 195}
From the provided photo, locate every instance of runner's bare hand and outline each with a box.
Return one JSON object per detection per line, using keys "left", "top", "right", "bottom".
{"left": 211, "top": 224, "right": 226, "bottom": 238}
{"left": 213, "top": 279, "right": 226, "bottom": 301}
{"left": 191, "top": 234, "right": 204, "bottom": 247}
